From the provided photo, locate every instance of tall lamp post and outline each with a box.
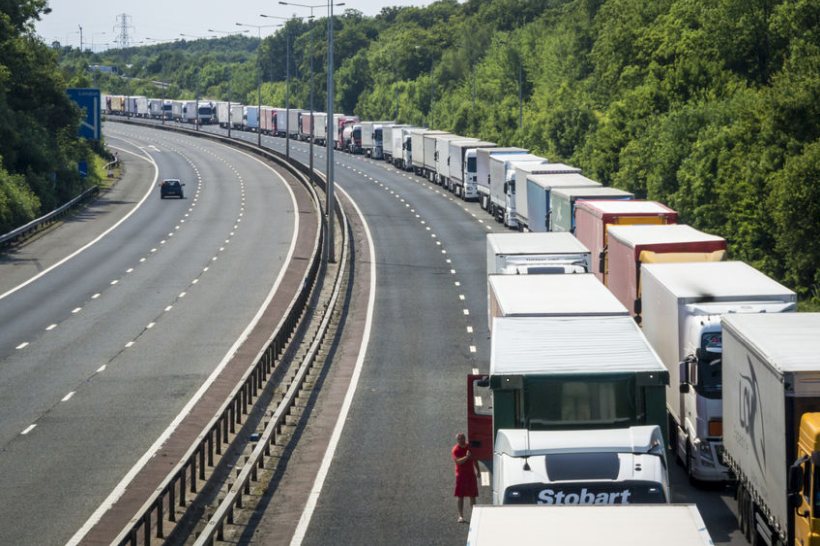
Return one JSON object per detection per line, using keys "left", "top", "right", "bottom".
{"left": 280, "top": 0, "right": 344, "bottom": 263}
{"left": 209, "top": 29, "right": 250, "bottom": 138}
{"left": 260, "top": 14, "right": 292, "bottom": 159}
{"left": 237, "top": 22, "right": 279, "bottom": 146}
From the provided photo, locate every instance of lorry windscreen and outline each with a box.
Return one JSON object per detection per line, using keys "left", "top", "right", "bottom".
{"left": 467, "top": 156, "right": 477, "bottom": 172}
{"left": 503, "top": 480, "right": 666, "bottom": 505}
{"left": 523, "top": 377, "right": 642, "bottom": 429}
{"left": 697, "top": 333, "right": 722, "bottom": 398}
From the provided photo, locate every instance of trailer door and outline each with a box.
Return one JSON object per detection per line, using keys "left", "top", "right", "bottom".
{"left": 467, "top": 374, "right": 493, "bottom": 461}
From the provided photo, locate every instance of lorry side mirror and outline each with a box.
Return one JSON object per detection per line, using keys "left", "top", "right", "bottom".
{"left": 598, "top": 251, "right": 605, "bottom": 274}
{"left": 679, "top": 360, "right": 689, "bottom": 386}
{"left": 679, "top": 383, "right": 690, "bottom": 394}
{"left": 789, "top": 459, "right": 807, "bottom": 495}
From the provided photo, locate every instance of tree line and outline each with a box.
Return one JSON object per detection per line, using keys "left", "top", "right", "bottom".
{"left": 37, "top": 0, "right": 820, "bottom": 305}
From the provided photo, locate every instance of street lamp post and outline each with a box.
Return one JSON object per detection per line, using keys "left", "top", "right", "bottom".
{"left": 237, "top": 22, "right": 279, "bottom": 147}
{"left": 280, "top": 0, "right": 344, "bottom": 263}
{"left": 210, "top": 29, "right": 249, "bottom": 139}
{"left": 260, "top": 15, "right": 292, "bottom": 159}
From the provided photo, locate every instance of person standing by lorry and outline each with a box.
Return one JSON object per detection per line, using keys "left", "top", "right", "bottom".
{"left": 452, "top": 432, "right": 480, "bottom": 523}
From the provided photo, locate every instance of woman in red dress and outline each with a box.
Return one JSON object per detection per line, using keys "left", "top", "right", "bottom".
{"left": 452, "top": 432, "right": 480, "bottom": 523}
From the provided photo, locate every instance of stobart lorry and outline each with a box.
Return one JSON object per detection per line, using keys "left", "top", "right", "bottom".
{"left": 722, "top": 313, "right": 820, "bottom": 546}
{"left": 467, "top": 315, "right": 669, "bottom": 461}
{"left": 641, "top": 261, "right": 796, "bottom": 483}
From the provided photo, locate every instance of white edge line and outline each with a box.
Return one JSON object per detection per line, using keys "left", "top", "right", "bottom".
{"left": 66, "top": 140, "right": 300, "bottom": 546}
{"left": 289, "top": 182, "right": 376, "bottom": 546}
{"left": 0, "top": 144, "right": 158, "bottom": 303}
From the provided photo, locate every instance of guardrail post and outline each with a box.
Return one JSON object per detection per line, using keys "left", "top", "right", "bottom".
{"left": 180, "top": 473, "right": 186, "bottom": 507}
{"left": 156, "top": 501, "right": 164, "bottom": 539}
{"left": 190, "top": 459, "right": 197, "bottom": 493}
{"left": 208, "top": 431, "right": 214, "bottom": 466}
{"left": 143, "top": 513, "right": 151, "bottom": 546}
{"left": 217, "top": 520, "right": 225, "bottom": 541}
{"left": 229, "top": 404, "right": 236, "bottom": 434}
{"left": 169, "top": 486, "right": 176, "bottom": 522}
{"left": 199, "top": 445, "right": 206, "bottom": 480}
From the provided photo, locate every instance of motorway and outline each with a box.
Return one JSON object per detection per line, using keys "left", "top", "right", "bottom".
{"left": 0, "top": 116, "right": 746, "bottom": 545}
{"left": 0, "top": 124, "right": 298, "bottom": 545}
{"left": 180, "top": 121, "right": 747, "bottom": 545}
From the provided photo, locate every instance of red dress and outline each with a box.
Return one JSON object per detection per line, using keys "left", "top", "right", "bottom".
{"left": 452, "top": 444, "right": 479, "bottom": 497}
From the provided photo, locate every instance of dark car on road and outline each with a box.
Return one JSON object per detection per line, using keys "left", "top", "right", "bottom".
{"left": 160, "top": 179, "right": 185, "bottom": 199}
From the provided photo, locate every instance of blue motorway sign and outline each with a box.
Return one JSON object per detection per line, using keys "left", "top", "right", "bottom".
{"left": 67, "top": 88, "right": 101, "bottom": 140}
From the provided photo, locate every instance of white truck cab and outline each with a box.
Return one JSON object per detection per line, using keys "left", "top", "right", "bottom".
{"left": 493, "top": 427, "right": 669, "bottom": 506}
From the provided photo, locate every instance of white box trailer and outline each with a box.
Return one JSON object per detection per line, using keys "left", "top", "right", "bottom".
{"left": 398, "top": 127, "right": 420, "bottom": 171}
{"left": 433, "top": 134, "right": 463, "bottom": 185}
{"left": 423, "top": 132, "right": 455, "bottom": 182}
{"left": 476, "top": 148, "right": 528, "bottom": 211}
{"left": 180, "top": 101, "right": 197, "bottom": 123}
{"left": 525, "top": 173, "right": 601, "bottom": 232}
{"left": 486, "top": 232, "right": 591, "bottom": 276}
{"left": 487, "top": 273, "right": 628, "bottom": 331}
{"left": 549, "top": 186, "right": 634, "bottom": 233}
{"left": 259, "top": 106, "right": 276, "bottom": 135}
{"left": 215, "top": 101, "right": 230, "bottom": 127}
{"left": 513, "top": 163, "right": 581, "bottom": 229}
{"left": 410, "top": 129, "right": 447, "bottom": 176}
{"left": 489, "top": 155, "right": 546, "bottom": 228}
{"left": 359, "top": 120, "right": 392, "bottom": 158}
{"left": 230, "top": 103, "right": 244, "bottom": 129}
{"left": 722, "top": 313, "right": 820, "bottom": 546}
{"left": 466, "top": 505, "right": 714, "bottom": 546}
{"left": 383, "top": 124, "right": 409, "bottom": 164}
{"left": 313, "top": 112, "right": 328, "bottom": 145}
{"left": 448, "top": 140, "right": 496, "bottom": 199}
{"left": 641, "top": 261, "right": 796, "bottom": 483}
{"left": 287, "top": 108, "right": 303, "bottom": 138}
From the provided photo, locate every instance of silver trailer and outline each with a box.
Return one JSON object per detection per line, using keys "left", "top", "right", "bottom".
{"left": 409, "top": 130, "right": 446, "bottom": 176}
{"left": 313, "top": 112, "right": 328, "bottom": 145}
{"left": 447, "top": 140, "right": 495, "bottom": 199}
{"left": 525, "top": 173, "right": 600, "bottom": 232}
{"left": 287, "top": 108, "right": 304, "bottom": 139}
{"left": 383, "top": 124, "right": 409, "bottom": 164}
{"left": 489, "top": 155, "right": 546, "bottom": 228}
{"left": 230, "top": 104, "right": 244, "bottom": 129}
{"left": 513, "top": 163, "right": 581, "bottom": 230}
{"left": 722, "top": 313, "right": 820, "bottom": 546}
{"left": 422, "top": 132, "right": 455, "bottom": 182}
{"left": 476, "top": 148, "right": 528, "bottom": 211}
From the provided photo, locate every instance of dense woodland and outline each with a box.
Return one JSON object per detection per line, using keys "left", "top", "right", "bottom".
{"left": 6, "top": 0, "right": 820, "bottom": 305}
{"left": 0, "top": 0, "right": 102, "bottom": 235}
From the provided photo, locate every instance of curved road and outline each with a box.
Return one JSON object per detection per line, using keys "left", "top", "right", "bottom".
{"left": 0, "top": 123, "right": 297, "bottom": 545}
{"left": 112, "top": 119, "right": 745, "bottom": 546}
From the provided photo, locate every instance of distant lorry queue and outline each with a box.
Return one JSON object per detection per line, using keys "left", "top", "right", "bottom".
{"left": 103, "top": 92, "right": 819, "bottom": 546}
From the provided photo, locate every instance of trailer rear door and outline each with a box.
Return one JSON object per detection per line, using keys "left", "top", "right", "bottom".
{"left": 468, "top": 374, "right": 493, "bottom": 461}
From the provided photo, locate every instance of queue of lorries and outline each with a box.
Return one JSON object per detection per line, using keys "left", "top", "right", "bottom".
{"left": 102, "top": 93, "right": 818, "bottom": 546}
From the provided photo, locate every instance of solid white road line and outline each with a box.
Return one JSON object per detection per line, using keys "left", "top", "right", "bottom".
{"left": 68, "top": 136, "right": 301, "bottom": 546}
{"left": 62, "top": 392, "right": 76, "bottom": 402}
{"left": 0, "top": 144, "right": 158, "bottom": 303}
{"left": 21, "top": 424, "right": 37, "bottom": 435}
{"left": 290, "top": 183, "right": 377, "bottom": 546}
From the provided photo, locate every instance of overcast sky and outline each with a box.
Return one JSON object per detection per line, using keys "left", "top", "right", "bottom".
{"left": 36, "top": 0, "right": 433, "bottom": 50}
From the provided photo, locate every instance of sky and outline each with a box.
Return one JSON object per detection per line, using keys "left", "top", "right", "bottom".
{"left": 35, "top": 0, "right": 433, "bottom": 50}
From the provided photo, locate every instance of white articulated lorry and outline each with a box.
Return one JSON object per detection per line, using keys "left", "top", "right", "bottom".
{"left": 313, "top": 112, "right": 328, "bottom": 146}
{"left": 513, "top": 163, "right": 582, "bottom": 230}
{"left": 360, "top": 120, "right": 392, "bottom": 158}
{"left": 410, "top": 129, "right": 447, "bottom": 176}
{"left": 489, "top": 155, "right": 547, "bottom": 228}
{"left": 434, "top": 134, "right": 463, "bottom": 185}
{"left": 383, "top": 124, "right": 409, "bottom": 165}
{"left": 400, "top": 127, "right": 420, "bottom": 171}
{"left": 492, "top": 426, "right": 669, "bottom": 505}
{"left": 486, "top": 232, "right": 591, "bottom": 276}
{"left": 476, "top": 147, "right": 528, "bottom": 211}
{"left": 424, "top": 133, "right": 457, "bottom": 183}
{"left": 447, "top": 140, "right": 496, "bottom": 199}
{"left": 722, "top": 313, "right": 820, "bottom": 546}
{"left": 466, "top": 505, "right": 715, "bottom": 546}
{"left": 641, "top": 261, "right": 797, "bottom": 483}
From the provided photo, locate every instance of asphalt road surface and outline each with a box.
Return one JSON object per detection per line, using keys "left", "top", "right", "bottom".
{"left": 114, "top": 119, "right": 748, "bottom": 546}
{"left": 0, "top": 123, "right": 296, "bottom": 545}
